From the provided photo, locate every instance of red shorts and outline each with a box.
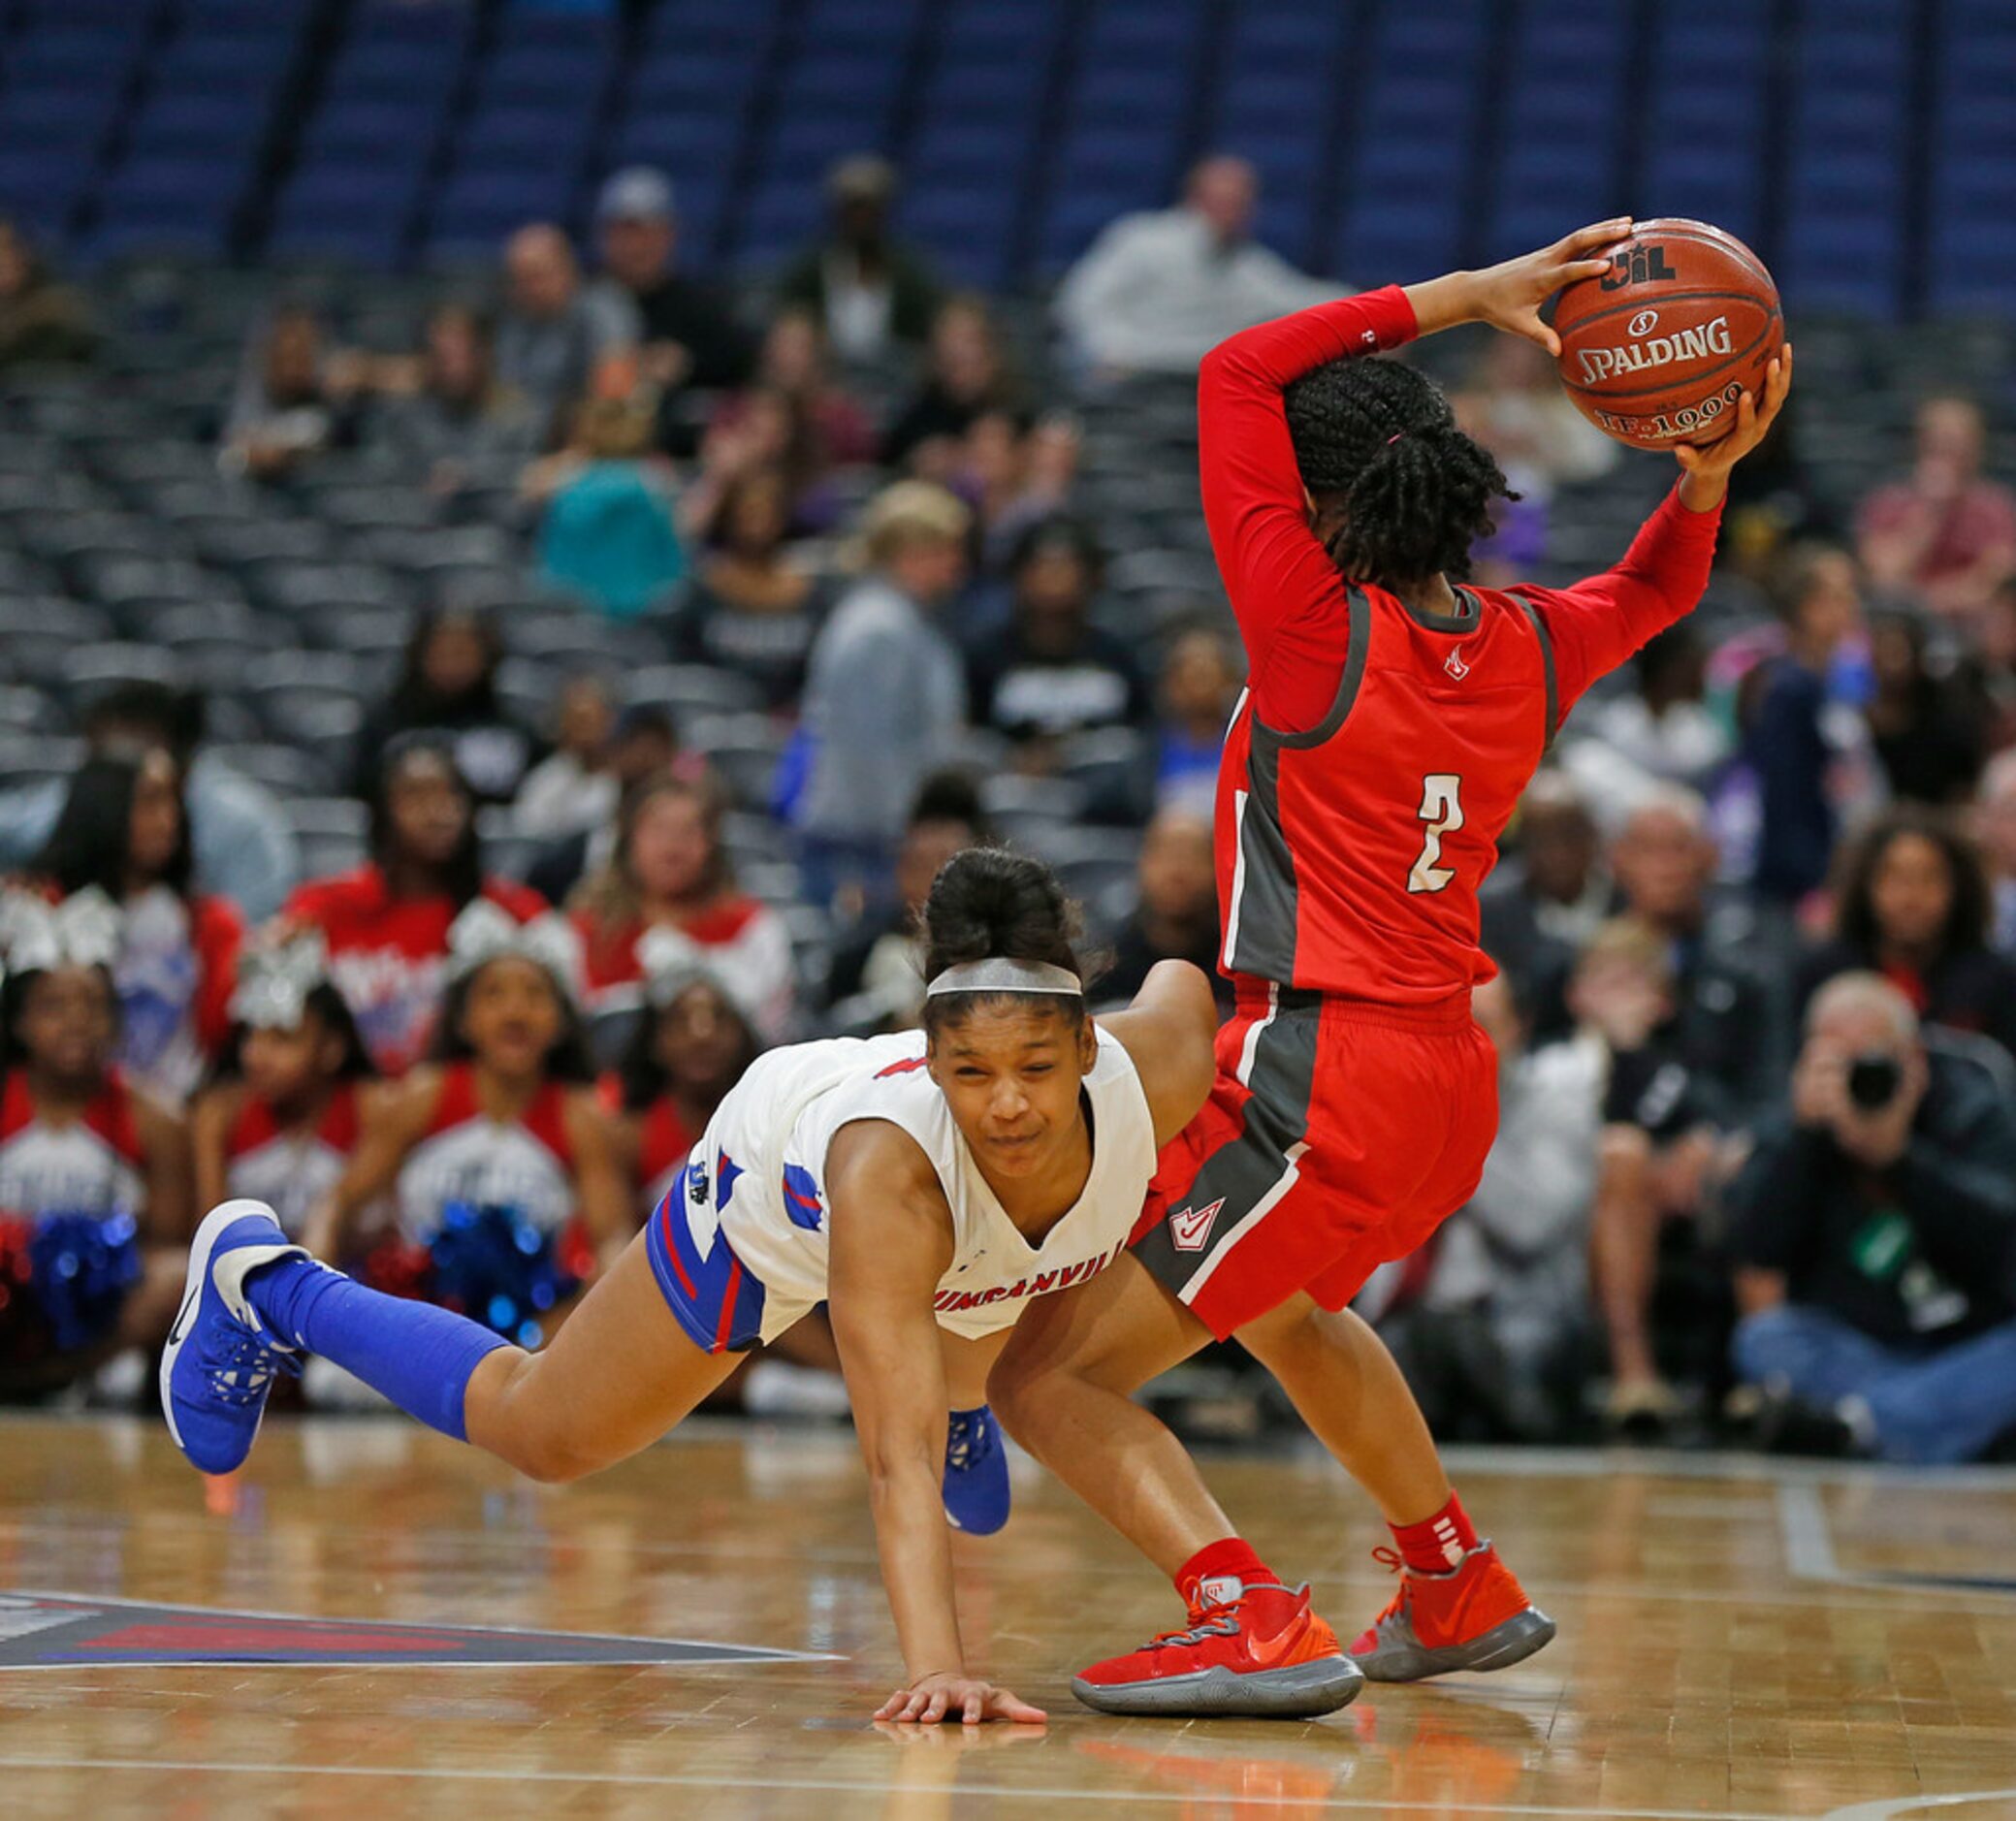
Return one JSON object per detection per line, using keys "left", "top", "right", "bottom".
{"left": 1131, "top": 986, "right": 1498, "bottom": 1339}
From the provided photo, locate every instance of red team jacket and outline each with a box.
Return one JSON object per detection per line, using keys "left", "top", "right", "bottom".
{"left": 1201, "top": 286, "right": 1723, "bottom": 1006}
{"left": 283, "top": 867, "right": 548, "bottom": 1075}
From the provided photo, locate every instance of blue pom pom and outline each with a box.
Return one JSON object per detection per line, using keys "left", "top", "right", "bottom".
{"left": 25, "top": 1211, "right": 143, "bottom": 1354}
{"left": 428, "top": 1205, "right": 578, "bottom": 1340}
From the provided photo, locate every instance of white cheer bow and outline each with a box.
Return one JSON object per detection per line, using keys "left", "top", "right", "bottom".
{"left": 231, "top": 929, "right": 333, "bottom": 1030}
{"left": 0, "top": 887, "right": 124, "bottom": 979}
{"left": 445, "top": 899, "right": 584, "bottom": 1004}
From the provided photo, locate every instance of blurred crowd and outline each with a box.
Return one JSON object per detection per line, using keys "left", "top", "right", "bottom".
{"left": 3, "top": 153, "right": 2014, "bottom": 1462}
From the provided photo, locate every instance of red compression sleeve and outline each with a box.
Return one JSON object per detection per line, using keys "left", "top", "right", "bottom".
{"left": 1518, "top": 482, "right": 1725, "bottom": 725}
{"left": 1197, "top": 287, "right": 1419, "bottom": 733}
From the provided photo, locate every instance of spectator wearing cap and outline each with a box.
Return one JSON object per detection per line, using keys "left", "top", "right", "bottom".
{"left": 793, "top": 482, "right": 971, "bottom": 909}
{"left": 0, "top": 684, "right": 299, "bottom": 926}
{"left": 1857, "top": 395, "right": 2016, "bottom": 628}
{"left": 588, "top": 167, "right": 754, "bottom": 399}
{"left": 777, "top": 154, "right": 941, "bottom": 367}
{"left": 496, "top": 223, "right": 636, "bottom": 444}
{"left": 965, "top": 517, "right": 1149, "bottom": 767}
{"left": 1055, "top": 155, "right": 1337, "bottom": 376}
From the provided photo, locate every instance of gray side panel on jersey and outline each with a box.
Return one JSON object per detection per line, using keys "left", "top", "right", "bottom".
{"left": 1509, "top": 589, "right": 1559, "bottom": 754}
{"left": 1226, "top": 588, "right": 1371, "bottom": 982}
{"left": 1134, "top": 1003, "right": 1323, "bottom": 1303}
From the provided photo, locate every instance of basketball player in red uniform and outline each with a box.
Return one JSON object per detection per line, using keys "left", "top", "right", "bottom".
{"left": 991, "top": 221, "right": 1792, "bottom": 1715}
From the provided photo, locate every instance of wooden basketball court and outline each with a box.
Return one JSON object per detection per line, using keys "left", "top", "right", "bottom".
{"left": 2, "top": 1411, "right": 2011, "bottom": 1819}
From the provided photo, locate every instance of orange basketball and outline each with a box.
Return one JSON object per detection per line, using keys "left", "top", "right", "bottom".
{"left": 1552, "top": 217, "right": 1782, "bottom": 451}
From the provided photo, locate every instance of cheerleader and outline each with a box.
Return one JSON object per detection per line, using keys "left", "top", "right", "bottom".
{"left": 192, "top": 934, "right": 374, "bottom": 1244}
{"left": 614, "top": 929, "right": 765, "bottom": 1215}
{"left": 284, "top": 737, "right": 545, "bottom": 1076}
{"left": 301, "top": 902, "right": 631, "bottom": 1338}
{"left": 163, "top": 849, "right": 1222, "bottom": 1723}
{"left": 0, "top": 890, "right": 190, "bottom": 1390}
{"left": 27, "top": 750, "right": 241, "bottom": 1108}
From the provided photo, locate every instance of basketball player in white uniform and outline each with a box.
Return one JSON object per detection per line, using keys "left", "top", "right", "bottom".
{"left": 162, "top": 848, "right": 1220, "bottom": 1724}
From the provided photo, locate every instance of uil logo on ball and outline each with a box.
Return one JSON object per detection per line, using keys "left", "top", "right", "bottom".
{"left": 1627, "top": 309, "right": 1659, "bottom": 336}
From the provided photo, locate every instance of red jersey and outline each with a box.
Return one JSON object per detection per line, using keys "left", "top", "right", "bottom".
{"left": 224, "top": 1080, "right": 363, "bottom": 1240}
{"left": 284, "top": 866, "right": 546, "bottom": 1075}
{"left": 395, "top": 1062, "right": 577, "bottom": 1241}
{"left": 571, "top": 895, "right": 795, "bottom": 1041}
{"left": 0, "top": 1069, "right": 146, "bottom": 1219}
{"left": 1200, "top": 286, "right": 1724, "bottom": 1004}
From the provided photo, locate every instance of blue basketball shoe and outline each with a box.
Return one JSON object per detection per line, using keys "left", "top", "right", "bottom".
{"left": 943, "top": 1404, "right": 1010, "bottom": 1535}
{"left": 160, "top": 1200, "right": 306, "bottom": 1475}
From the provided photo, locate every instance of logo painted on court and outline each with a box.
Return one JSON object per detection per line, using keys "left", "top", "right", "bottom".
{"left": 0, "top": 1591, "right": 834, "bottom": 1669}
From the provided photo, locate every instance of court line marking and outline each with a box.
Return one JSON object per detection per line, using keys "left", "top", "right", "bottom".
{"left": 1820, "top": 1795, "right": 2016, "bottom": 1821}
{"left": 0, "top": 1586, "right": 838, "bottom": 1668}
{"left": 1776, "top": 1483, "right": 1842, "bottom": 1582}
{"left": 1775, "top": 1485, "right": 2016, "bottom": 1605}
{"left": 0, "top": 1755, "right": 1799, "bottom": 1817}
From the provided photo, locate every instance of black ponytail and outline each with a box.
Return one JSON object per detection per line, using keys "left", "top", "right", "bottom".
{"left": 1284, "top": 356, "right": 1515, "bottom": 587}
{"left": 920, "top": 847, "right": 1086, "bottom": 1037}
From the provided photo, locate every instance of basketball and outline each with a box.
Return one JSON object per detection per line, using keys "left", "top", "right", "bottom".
{"left": 1552, "top": 217, "right": 1783, "bottom": 450}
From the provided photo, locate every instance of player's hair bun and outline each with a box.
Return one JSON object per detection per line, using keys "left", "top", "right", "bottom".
{"left": 919, "top": 847, "right": 1090, "bottom": 1036}
{"left": 923, "top": 847, "right": 1082, "bottom": 981}
{"left": 1285, "top": 356, "right": 1514, "bottom": 587}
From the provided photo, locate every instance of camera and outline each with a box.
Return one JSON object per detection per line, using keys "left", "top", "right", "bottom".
{"left": 1846, "top": 1051, "right": 1903, "bottom": 1110}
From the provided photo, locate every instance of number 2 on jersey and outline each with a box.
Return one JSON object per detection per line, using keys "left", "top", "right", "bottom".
{"left": 1408, "top": 774, "right": 1464, "bottom": 894}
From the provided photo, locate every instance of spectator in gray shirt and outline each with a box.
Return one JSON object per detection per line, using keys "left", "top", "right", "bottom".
{"left": 793, "top": 483, "right": 971, "bottom": 911}
{"left": 495, "top": 224, "right": 636, "bottom": 443}
{"left": 371, "top": 302, "right": 540, "bottom": 494}
{"left": 1055, "top": 155, "right": 1338, "bottom": 376}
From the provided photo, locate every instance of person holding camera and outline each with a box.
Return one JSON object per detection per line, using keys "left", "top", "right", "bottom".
{"left": 1726, "top": 972, "right": 2016, "bottom": 1463}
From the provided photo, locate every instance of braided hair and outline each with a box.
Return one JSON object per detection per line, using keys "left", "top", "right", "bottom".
{"left": 1284, "top": 356, "right": 1515, "bottom": 587}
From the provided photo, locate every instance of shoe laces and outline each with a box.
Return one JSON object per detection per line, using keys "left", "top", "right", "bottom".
{"left": 944, "top": 1409, "right": 994, "bottom": 1473}
{"left": 1147, "top": 1598, "right": 1244, "bottom": 1651}
{"left": 202, "top": 1326, "right": 301, "bottom": 1408}
{"left": 1368, "top": 1547, "right": 1413, "bottom": 1626}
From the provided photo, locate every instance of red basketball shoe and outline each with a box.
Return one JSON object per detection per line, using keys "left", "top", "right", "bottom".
{"left": 1351, "top": 1543, "right": 1555, "bottom": 1681}
{"left": 1072, "top": 1578, "right": 1364, "bottom": 1717}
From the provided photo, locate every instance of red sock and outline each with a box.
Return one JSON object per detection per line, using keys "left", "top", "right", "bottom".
{"left": 1175, "top": 1537, "right": 1276, "bottom": 1607}
{"left": 1389, "top": 1492, "right": 1479, "bottom": 1574}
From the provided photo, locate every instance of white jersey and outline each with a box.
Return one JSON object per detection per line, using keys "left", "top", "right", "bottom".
{"left": 664, "top": 1025, "right": 1156, "bottom": 1343}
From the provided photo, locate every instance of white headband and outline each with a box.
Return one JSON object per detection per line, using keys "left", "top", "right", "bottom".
{"left": 924, "top": 958, "right": 1083, "bottom": 1000}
